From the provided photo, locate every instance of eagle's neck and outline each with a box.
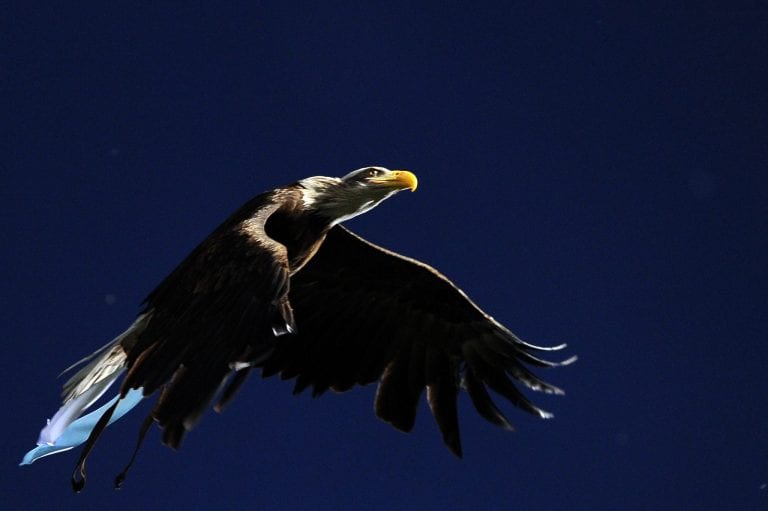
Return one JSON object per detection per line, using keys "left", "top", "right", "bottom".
{"left": 297, "top": 176, "right": 385, "bottom": 227}
{"left": 265, "top": 192, "right": 333, "bottom": 274}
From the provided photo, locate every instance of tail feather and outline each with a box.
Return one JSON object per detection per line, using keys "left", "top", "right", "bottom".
{"left": 62, "top": 313, "right": 150, "bottom": 402}
{"left": 21, "top": 314, "right": 150, "bottom": 465}
{"left": 21, "top": 388, "right": 144, "bottom": 465}
{"left": 38, "top": 370, "right": 123, "bottom": 446}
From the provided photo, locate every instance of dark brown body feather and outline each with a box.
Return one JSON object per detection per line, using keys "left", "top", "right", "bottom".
{"left": 121, "top": 187, "right": 328, "bottom": 447}
{"left": 117, "top": 184, "right": 569, "bottom": 455}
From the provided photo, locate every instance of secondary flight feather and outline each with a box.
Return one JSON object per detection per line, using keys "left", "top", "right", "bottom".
{"left": 21, "top": 166, "right": 575, "bottom": 491}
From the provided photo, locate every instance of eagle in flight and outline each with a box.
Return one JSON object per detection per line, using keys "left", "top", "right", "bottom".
{"left": 22, "top": 167, "right": 574, "bottom": 491}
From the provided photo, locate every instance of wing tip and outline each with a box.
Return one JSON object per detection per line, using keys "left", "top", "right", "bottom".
{"left": 538, "top": 409, "right": 555, "bottom": 419}
{"left": 450, "top": 442, "right": 464, "bottom": 459}
{"left": 530, "top": 382, "right": 566, "bottom": 395}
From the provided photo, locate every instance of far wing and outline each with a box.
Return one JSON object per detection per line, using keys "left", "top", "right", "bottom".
{"left": 261, "top": 226, "right": 574, "bottom": 457}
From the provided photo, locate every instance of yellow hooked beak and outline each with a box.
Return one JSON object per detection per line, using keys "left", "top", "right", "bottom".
{"left": 370, "top": 170, "right": 418, "bottom": 192}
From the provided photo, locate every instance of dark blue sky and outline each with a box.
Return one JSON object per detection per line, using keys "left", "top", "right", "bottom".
{"left": 2, "top": 2, "right": 766, "bottom": 510}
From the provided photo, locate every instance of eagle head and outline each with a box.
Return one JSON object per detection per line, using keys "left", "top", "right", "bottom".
{"left": 299, "top": 167, "right": 418, "bottom": 226}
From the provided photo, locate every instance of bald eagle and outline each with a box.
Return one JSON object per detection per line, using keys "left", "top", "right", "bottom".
{"left": 22, "top": 167, "right": 574, "bottom": 491}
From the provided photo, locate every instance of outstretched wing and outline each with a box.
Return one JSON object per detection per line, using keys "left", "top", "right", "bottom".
{"left": 262, "top": 226, "right": 573, "bottom": 457}
{"left": 122, "top": 190, "right": 296, "bottom": 448}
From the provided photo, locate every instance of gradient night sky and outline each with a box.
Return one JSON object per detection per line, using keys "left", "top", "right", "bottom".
{"left": 2, "top": 3, "right": 766, "bottom": 510}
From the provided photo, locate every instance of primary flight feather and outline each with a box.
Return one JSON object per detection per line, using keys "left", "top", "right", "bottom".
{"left": 21, "top": 166, "right": 574, "bottom": 491}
